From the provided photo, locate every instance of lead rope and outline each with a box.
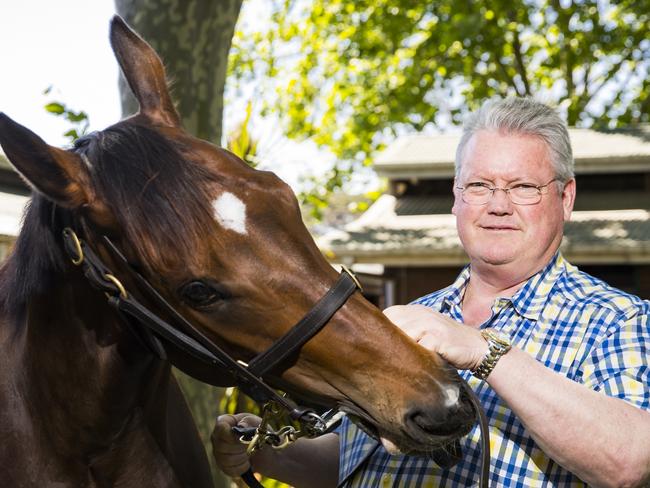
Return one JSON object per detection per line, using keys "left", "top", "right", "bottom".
{"left": 235, "top": 378, "right": 491, "bottom": 488}
{"left": 463, "top": 378, "right": 491, "bottom": 488}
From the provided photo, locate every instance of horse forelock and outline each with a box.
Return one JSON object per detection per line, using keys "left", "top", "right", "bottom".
{"left": 79, "top": 122, "right": 216, "bottom": 272}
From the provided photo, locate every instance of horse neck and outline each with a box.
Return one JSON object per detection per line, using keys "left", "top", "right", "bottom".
{"left": 9, "top": 262, "right": 170, "bottom": 456}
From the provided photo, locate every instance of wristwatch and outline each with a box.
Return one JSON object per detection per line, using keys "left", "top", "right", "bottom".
{"left": 471, "top": 328, "right": 512, "bottom": 380}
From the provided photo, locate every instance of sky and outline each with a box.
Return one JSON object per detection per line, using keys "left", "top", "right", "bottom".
{"left": 0, "top": 1, "right": 121, "bottom": 147}
{"left": 0, "top": 0, "right": 369, "bottom": 192}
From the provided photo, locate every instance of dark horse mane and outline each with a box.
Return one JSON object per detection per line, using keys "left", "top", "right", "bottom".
{"left": 0, "top": 123, "right": 214, "bottom": 325}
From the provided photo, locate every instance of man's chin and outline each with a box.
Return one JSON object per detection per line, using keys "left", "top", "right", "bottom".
{"left": 477, "top": 253, "right": 518, "bottom": 266}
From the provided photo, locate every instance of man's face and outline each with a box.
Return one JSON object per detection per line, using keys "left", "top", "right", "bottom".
{"left": 452, "top": 130, "right": 575, "bottom": 278}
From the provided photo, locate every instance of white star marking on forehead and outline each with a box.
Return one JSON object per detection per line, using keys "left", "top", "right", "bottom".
{"left": 212, "top": 192, "right": 247, "bottom": 234}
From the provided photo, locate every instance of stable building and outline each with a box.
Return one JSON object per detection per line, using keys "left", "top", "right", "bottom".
{"left": 0, "top": 153, "right": 29, "bottom": 261}
{"left": 319, "top": 125, "right": 650, "bottom": 305}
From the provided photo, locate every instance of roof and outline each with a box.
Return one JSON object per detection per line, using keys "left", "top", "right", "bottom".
{"left": 376, "top": 125, "right": 650, "bottom": 179}
{"left": 318, "top": 195, "right": 650, "bottom": 266}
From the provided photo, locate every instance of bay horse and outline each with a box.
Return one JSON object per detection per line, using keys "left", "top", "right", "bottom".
{"left": 0, "top": 16, "right": 476, "bottom": 487}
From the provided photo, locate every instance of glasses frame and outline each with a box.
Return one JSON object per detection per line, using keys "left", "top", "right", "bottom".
{"left": 456, "top": 178, "right": 559, "bottom": 206}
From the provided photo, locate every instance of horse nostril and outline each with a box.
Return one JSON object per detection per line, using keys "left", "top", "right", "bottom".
{"left": 405, "top": 390, "right": 476, "bottom": 438}
{"left": 406, "top": 407, "right": 466, "bottom": 437}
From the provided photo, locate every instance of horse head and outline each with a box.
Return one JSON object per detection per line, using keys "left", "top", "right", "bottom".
{"left": 0, "top": 16, "right": 475, "bottom": 455}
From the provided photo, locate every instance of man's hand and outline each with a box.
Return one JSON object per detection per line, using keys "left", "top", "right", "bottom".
{"left": 211, "top": 413, "right": 261, "bottom": 478}
{"left": 383, "top": 304, "right": 487, "bottom": 371}
{"left": 212, "top": 414, "right": 340, "bottom": 488}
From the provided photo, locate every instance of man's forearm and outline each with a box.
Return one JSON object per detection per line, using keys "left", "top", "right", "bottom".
{"left": 250, "top": 432, "right": 339, "bottom": 488}
{"left": 488, "top": 347, "right": 650, "bottom": 487}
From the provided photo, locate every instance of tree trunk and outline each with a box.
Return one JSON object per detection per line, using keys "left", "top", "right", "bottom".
{"left": 114, "top": 3, "right": 244, "bottom": 487}
{"left": 115, "top": 0, "right": 243, "bottom": 145}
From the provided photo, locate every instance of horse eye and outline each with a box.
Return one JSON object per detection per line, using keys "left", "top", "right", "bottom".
{"left": 178, "top": 280, "right": 227, "bottom": 308}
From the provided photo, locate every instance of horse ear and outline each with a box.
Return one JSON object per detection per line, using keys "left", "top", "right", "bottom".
{"left": 109, "top": 15, "right": 181, "bottom": 128}
{"left": 0, "top": 113, "right": 91, "bottom": 209}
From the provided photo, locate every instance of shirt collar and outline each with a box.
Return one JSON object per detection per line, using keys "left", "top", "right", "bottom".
{"left": 508, "top": 251, "right": 567, "bottom": 321}
{"left": 441, "top": 252, "right": 566, "bottom": 321}
{"left": 440, "top": 264, "right": 471, "bottom": 312}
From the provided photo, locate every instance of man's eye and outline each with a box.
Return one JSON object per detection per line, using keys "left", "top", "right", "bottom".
{"left": 511, "top": 184, "right": 539, "bottom": 195}
{"left": 465, "top": 182, "right": 491, "bottom": 193}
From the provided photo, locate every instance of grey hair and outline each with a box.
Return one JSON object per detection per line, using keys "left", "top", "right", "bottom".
{"left": 455, "top": 98, "right": 574, "bottom": 182}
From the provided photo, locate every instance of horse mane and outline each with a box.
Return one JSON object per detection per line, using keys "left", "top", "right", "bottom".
{"left": 0, "top": 195, "right": 67, "bottom": 324}
{"left": 0, "top": 122, "right": 214, "bottom": 325}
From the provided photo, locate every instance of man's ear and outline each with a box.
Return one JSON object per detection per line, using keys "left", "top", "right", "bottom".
{"left": 451, "top": 178, "right": 460, "bottom": 216}
{"left": 0, "top": 112, "right": 92, "bottom": 209}
{"left": 562, "top": 178, "right": 576, "bottom": 221}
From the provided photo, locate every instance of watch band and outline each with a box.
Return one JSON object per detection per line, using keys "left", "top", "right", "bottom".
{"left": 471, "top": 328, "right": 511, "bottom": 380}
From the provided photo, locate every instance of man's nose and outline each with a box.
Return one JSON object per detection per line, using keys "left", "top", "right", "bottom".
{"left": 486, "top": 188, "right": 513, "bottom": 214}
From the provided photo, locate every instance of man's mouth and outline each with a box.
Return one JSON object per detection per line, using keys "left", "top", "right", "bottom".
{"left": 480, "top": 225, "right": 519, "bottom": 231}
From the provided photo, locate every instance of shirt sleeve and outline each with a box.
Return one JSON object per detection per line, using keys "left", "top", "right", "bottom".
{"left": 580, "top": 304, "right": 650, "bottom": 410}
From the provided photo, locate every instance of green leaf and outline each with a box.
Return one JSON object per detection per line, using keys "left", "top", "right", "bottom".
{"left": 66, "top": 111, "right": 88, "bottom": 123}
{"left": 44, "top": 102, "right": 65, "bottom": 114}
{"left": 63, "top": 129, "right": 79, "bottom": 141}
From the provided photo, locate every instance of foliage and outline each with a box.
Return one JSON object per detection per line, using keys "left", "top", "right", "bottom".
{"left": 229, "top": 0, "right": 650, "bottom": 186}
{"left": 300, "top": 177, "right": 384, "bottom": 229}
{"left": 43, "top": 86, "right": 90, "bottom": 143}
{"left": 227, "top": 101, "right": 260, "bottom": 167}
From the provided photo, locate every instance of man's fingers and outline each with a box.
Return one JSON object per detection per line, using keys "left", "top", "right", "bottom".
{"left": 212, "top": 413, "right": 263, "bottom": 478}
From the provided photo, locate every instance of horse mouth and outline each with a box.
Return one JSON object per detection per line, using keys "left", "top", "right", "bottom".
{"left": 337, "top": 400, "right": 381, "bottom": 439}
{"left": 339, "top": 389, "right": 477, "bottom": 458}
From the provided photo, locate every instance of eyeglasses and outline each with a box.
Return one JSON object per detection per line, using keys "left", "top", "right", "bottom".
{"left": 456, "top": 178, "right": 559, "bottom": 206}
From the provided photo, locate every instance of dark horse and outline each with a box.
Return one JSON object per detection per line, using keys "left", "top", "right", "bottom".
{"left": 0, "top": 17, "right": 475, "bottom": 487}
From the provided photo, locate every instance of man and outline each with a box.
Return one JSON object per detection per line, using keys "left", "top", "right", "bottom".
{"left": 213, "top": 98, "right": 650, "bottom": 487}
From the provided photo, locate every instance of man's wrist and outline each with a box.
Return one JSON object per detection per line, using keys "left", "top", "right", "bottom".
{"left": 471, "top": 328, "right": 512, "bottom": 380}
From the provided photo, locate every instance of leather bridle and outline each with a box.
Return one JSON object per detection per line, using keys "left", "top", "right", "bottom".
{"left": 60, "top": 224, "right": 492, "bottom": 488}
{"left": 61, "top": 225, "right": 360, "bottom": 436}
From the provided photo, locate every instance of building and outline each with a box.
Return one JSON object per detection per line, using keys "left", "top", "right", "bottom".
{"left": 319, "top": 125, "right": 650, "bottom": 305}
{"left": 0, "top": 153, "right": 29, "bottom": 261}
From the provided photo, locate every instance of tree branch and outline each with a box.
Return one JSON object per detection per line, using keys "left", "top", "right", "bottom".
{"left": 493, "top": 50, "right": 524, "bottom": 96}
{"left": 512, "top": 29, "right": 531, "bottom": 95}
{"left": 587, "top": 50, "right": 632, "bottom": 102}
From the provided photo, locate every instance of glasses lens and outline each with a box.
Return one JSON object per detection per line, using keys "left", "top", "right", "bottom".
{"left": 462, "top": 186, "right": 491, "bottom": 205}
{"left": 509, "top": 186, "right": 541, "bottom": 205}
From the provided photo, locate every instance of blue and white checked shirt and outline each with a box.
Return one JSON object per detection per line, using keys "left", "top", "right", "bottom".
{"left": 337, "top": 253, "right": 650, "bottom": 487}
